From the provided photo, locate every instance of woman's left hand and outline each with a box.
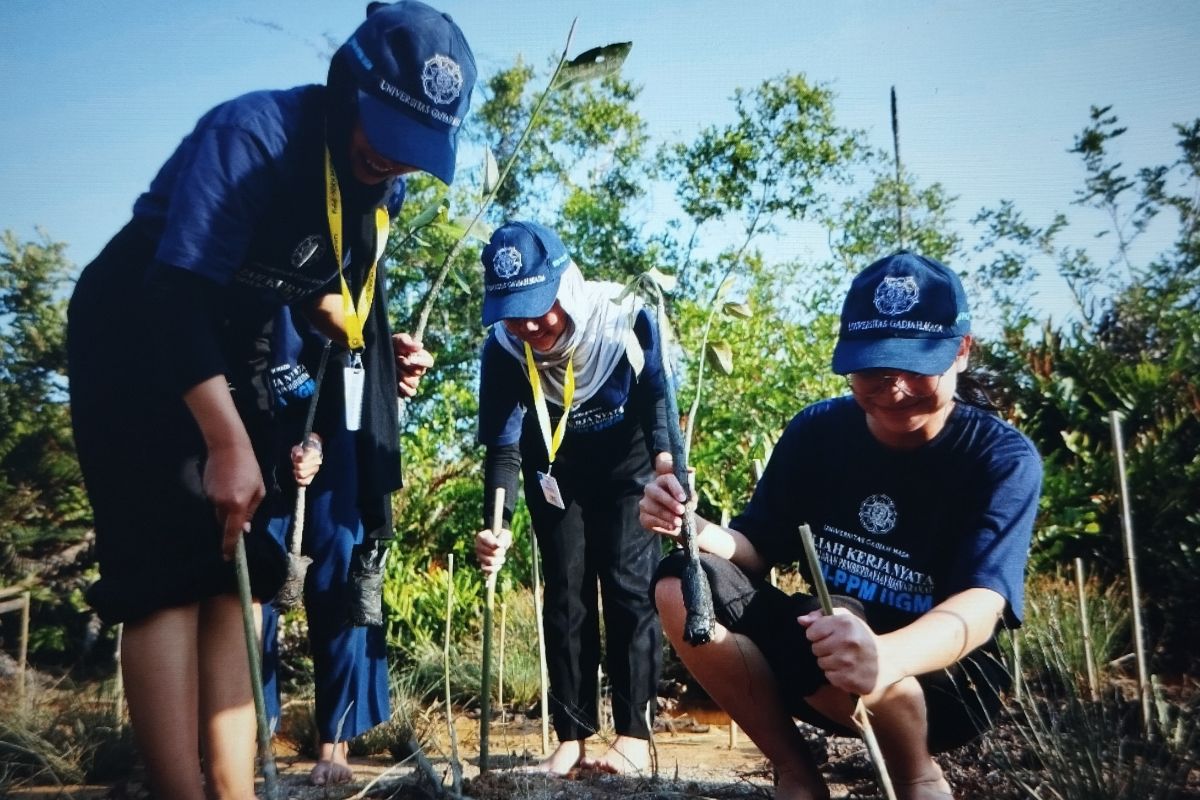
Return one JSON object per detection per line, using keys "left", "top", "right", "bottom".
{"left": 393, "top": 332, "right": 434, "bottom": 398}
{"left": 798, "top": 609, "right": 889, "bottom": 699}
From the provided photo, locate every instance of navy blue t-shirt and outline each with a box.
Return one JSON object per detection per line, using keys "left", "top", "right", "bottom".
{"left": 731, "top": 396, "right": 1042, "bottom": 632}
{"left": 478, "top": 308, "right": 669, "bottom": 466}
{"left": 129, "top": 84, "right": 404, "bottom": 498}
{"left": 135, "top": 85, "right": 363, "bottom": 304}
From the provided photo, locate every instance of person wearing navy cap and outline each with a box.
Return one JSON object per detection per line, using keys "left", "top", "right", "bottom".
{"left": 66, "top": 3, "right": 474, "bottom": 798}
{"left": 641, "top": 252, "right": 1043, "bottom": 799}
{"left": 474, "top": 221, "right": 669, "bottom": 774}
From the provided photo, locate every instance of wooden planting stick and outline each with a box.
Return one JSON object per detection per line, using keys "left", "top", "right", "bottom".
{"left": 0, "top": 587, "right": 30, "bottom": 709}
{"left": 531, "top": 533, "right": 550, "bottom": 754}
{"left": 233, "top": 533, "right": 280, "bottom": 800}
{"left": 1074, "top": 557, "right": 1099, "bottom": 701}
{"left": 1109, "top": 411, "right": 1152, "bottom": 733}
{"left": 798, "top": 524, "right": 896, "bottom": 800}
{"left": 479, "top": 488, "right": 505, "bottom": 772}
{"left": 443, "top": 553, "right": 463, "bottom": 794}
{"left": 499, "top": 600, "right": 507, "bottom": 723}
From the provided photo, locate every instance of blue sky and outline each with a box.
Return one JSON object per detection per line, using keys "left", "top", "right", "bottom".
{"left": 3, "top": 1, "right": 1198, "bottom": 321}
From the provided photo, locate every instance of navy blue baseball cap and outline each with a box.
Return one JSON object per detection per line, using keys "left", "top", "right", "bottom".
{"left": 481, "top": 222, "right": 572, "bottom": 326}
{"left": 831, "top": 251, "right": 971, "bottom": 376}
{"left": 340, "top": 1, "right": 476, "bottom": 184}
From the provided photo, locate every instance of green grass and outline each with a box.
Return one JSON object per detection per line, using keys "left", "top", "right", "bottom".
{"left": 985, "top": 574, "right": 1198, "bottom": 800}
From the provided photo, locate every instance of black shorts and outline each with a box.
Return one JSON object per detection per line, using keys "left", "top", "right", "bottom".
{"left": 68, "top": 224, "right": 288, "bottom": 625}
{"left": 654, "top": 551, "right": 1010, "bottom": 753}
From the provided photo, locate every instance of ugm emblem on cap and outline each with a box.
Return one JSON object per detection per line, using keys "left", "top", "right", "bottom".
{"left": 492, "top": 246, "right": 522, "bottom": 279}
{"left": 874, "top": 276, "right": 919, "bottom": 316}
{"left": 422, "top": 55, "right": 464, "bottom": 105}
{"left": 858, "top": 494, "right": 897, "bottom": 535}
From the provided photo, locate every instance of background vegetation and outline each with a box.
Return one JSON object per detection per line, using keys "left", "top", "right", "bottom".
{"left": 1, "top": 49, "right": 1196, "bottom": 797}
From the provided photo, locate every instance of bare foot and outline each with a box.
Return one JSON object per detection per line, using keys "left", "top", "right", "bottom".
{"left": 515, "top": 739, "right": 585, "bottom": 775}
{"left": 309, "top": 741, "right": 353, "bottom": 786}
{"left": 579, "top": 735, "right": 650, "bottom": 775}
{"left": 896, "top": 760, "right": 954, "bottom": 800}
{"left": 774, "top": 763, "right": 831, "bottom": 800}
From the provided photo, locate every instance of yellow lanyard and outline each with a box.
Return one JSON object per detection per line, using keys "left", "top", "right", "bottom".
{"left": 324, "top": 147, "right": 390, "bottom": 351}
{"left": 524, "top": 342, "right": 575, "bottom": 468}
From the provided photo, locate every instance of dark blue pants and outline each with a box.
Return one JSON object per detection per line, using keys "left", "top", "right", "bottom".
{"left": 263, "top": 420, "right": 389, "bottom": 742}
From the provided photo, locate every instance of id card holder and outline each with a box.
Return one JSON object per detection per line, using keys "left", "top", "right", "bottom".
{"left": 537, "top": 470, "right": 566, "bottom": 509}
{"left": 344, "top": 352, "right": 365, "bottom": 431}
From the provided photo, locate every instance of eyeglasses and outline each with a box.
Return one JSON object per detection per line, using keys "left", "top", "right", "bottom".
{"left": 846, "top": 370, "right": 942, "bottom": 399}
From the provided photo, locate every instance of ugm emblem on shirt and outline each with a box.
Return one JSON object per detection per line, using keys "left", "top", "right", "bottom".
{"left": 291, "top": 235, "right": 325, "bottom": 270}
{"left": 492, "top": 246, "right": 522, "bottom": 279}
{"left": 858, "top": 494, "right": 897, "bottom": 535}
{"left": 422, "top": 55, "right": 464, "bottom": 105}
{"left": 874, "top": 276, "right": 919, "bottom": 316}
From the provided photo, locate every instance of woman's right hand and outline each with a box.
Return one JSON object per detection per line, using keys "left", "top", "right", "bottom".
{"left": 204, "top": 441, "right": 266, "bottom": 561}
{"left": 475, "top": 526, "right": 513, "bottom": 576}
{"left": 291, "top": 434, "right": 323, "bottom": 486}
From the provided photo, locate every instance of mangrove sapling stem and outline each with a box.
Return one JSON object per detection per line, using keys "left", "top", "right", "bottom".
{"left": 409, "top": 22, "right": 578, "bottom": 343}
{"left": 798, "top": 523, "right": 897, "bottom": 800}
{"left": 891, "top": 86, "right": 906, "bottom": 248}
{"left": 443, "top": 553, "right": 462, "bottom": 793}
{"left": 681, "top": 266, "right": 735, "bottom": 460}
{"left": 1074, "top": 557, "right": 1099, "bottom": 701}
{"left": 647, "top": 281, "right": 715, "bottom": 645}
{"left": 234, "top": 533, "right": 280, "bottom": 800}
{"left": 1109, "top": 410, "right": 1153, "bottom": 734}
{"left": 479, "top": 488, "right": 505, "bottom": 772}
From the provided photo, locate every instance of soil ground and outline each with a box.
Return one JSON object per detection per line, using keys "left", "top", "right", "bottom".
{"left": 6, "top": 707, "right": 893, "bottom": 799}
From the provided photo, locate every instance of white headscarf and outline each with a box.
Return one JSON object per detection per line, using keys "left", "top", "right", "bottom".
{"left": 493, "top": 263, "right": 644, "bottom": 407}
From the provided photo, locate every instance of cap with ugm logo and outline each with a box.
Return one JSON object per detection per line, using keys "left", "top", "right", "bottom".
{"left": 831, "top": 250, "right": 971, "bottom": 376}
{"left": 480, "top": 221, "right": 571, "bottom": 326}
{"left": 340, "top": 1, "right": 477, "bottom": 185}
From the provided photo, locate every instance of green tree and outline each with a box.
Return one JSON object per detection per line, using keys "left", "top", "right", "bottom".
{"left": 0, "top": 232, "right": 90, "bottom": 552}
{"left": 661, "top": 72, "right": 866, "bottom": 295}
{"left": 0, "top": 230, "right": 93, "bottom": 658}
{"left": 972, "top": 113, "right": 1200, "bottom": 668}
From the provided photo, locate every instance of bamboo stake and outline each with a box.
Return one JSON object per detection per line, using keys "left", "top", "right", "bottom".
{"left": 0, "top": 587, "right": 29, "bottom": 710}
{"left": 1109, "top": 410, "right": 1153, "bottom": 732}
{"left": 114, "top": 623, "right": 125, "bottom": 726}
{"left": 18, "top": 590, "right": 29, "bottom": 710}
{"left": 479, "top": 488, "right": 505, "bottom": 772}
{"left": 234, "top": 533, "right": 280, "bottom": 800}
{"left": 499, "top": 600, "right": 508, "bottom": 723}
{"left": 531, "top": 534, "right": 551, "bottom": 754}
{"left": 798, "top": 524, "right": 896, "bottom": 800}
{"left": 443, "top": 553, "right": 463, "bottom": 793}
{"left": 1074, "top": 557, "right": 1099, "bottom": 701}
{"left": 1011, "top": 630, "right": 1022, "bottom": 703}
